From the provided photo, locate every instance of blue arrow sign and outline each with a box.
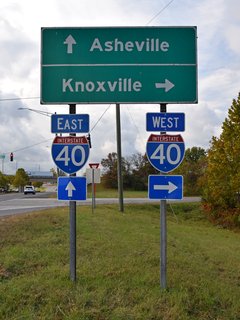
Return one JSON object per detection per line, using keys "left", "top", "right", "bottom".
{"left": 51, "top": 114, "right": 89, "bottom": 133}
{"left": 52, "top": 136, "right": 90, "bottom": 174}
{"left": 58, "top": 176, "right": 87, "bottom": 200}
{"left": 148, "top": 175, "right": 183, "bottom": 200}
{"left": 146, "top": 134, "right": 185, "bottom": 173}
{"left": 146, "top": 112, "right": 185, "bottom": 132}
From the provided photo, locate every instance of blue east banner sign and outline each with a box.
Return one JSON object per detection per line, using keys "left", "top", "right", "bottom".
{"left": 51, "top": 114, "right": 89, "bottom": 134}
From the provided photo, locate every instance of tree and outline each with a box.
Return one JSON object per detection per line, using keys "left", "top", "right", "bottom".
{"left": 32, "top": 181, "right": 43, "bottom": 188}
{"left": 50, "top": 167, "right": 66, "bottom": 177}
{"left": 202, "top": 93, "right": 240, "bottom": 227}
{"left": 13, "top": 168, "right": 29, "bottom": 191}
{"left": 129, "top": 152, "right": 158, "bottom": 190}
{"left": 0, "top": 171, "right": 9, "bottom": 191}
{"left": 175, "top": 147, "right": 207, "bottom": 195}
{"left": 101, "top": 152, "right": 158, "bottom": 190}
{"left": 50, "top": 168, "right": 58, "bottom": 178}
{"left": 101, "top": 152, "right": 123, "bottom": 188}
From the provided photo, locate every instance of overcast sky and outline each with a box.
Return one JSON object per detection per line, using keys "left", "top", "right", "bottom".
{"left": 0, "top": 0, "right": 239, "bottom": 174}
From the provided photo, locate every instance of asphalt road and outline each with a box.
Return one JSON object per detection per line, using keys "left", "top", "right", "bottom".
{"left": 0, "top": 192, "right": 201, "bottom": 217}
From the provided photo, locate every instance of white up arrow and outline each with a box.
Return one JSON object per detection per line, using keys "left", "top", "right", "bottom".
{"left": 155, "top": 79, "right": 175, "bottom": 92}
{"left": 65, "top": 181, "right": 76, "bottom": 197}
{"left": 63, "top": 35, "right": 76, "bottom": 54}
{"left": 153, "top": 181, "right": 177, "bottom": 194}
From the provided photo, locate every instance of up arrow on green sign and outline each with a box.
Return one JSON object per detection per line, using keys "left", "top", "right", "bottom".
{"left": 41, "top": 26, "right": 197, "bottom": 104}
{"left": 63, "top": 35, "right": 77, "bottom": 54}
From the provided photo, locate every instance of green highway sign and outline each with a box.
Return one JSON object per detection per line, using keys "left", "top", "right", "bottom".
{"left": 41, "top": 27, "right": 197, "bottom": 104}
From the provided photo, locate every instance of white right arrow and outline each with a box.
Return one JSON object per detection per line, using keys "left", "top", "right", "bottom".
{"left": 155, "top": 79, "right": 175, "bottom": 92}
{"left": 65, "top": 181, "right": 76, "bottom": 197}
{"left": 63, "top": 35, "right": 77, "bottom": 54}
{"left": 153, "top": 181, "right": 177, "bottom": 194}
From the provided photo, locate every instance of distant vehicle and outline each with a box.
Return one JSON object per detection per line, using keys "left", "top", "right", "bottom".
{"left": 24, "top": 185, "right": 35, "bottom": 195}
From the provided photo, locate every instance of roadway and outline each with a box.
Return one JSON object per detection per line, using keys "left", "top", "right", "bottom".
{"left": 0, "top": 192, "right": 201, "bottom": 217}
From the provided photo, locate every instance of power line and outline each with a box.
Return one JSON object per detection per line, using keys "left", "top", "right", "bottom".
{"left": 3, "top": 138, "right": 52, "bottom": 155}
{"left": 0, "top": 96, "right": 39, "bottom": 102}
{"left": 146, "top": 0, "right": 175, "bottom": 25}
{"left": 126, "top": 106, "right": 146, "bottom": 150}
{"left": 90, "top": 104, "right": 112, "bottom": 133}
{"left": 3, "top": 105, "right": 112, "bottom": 155}
{"left": 18, "top": 107, "right": 53, "bottom": 117}
{"left": 125, "top": 0, "right": 176, "bottom": 145}
{"left": 1, "top": 104, "right": 111, "bottom": 156}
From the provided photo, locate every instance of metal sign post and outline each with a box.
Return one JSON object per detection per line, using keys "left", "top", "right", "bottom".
{"left": 116, "top": 103, "right": 124, "bottom": 212}
{"left": 69, "top": 104, "right": 77, "bottom": 282}
{"left": 86, "top": 163, "right": 100, "bottom": 213}
{"left": 87, "top": 165, "right": 100, "bottom": 213}
{"left": 92, "top": 168, "right": 95, "bottom": 212}
{"left": 160, "top": 103, "right": 167, "bottom": 289}
{"left": 160, "top": 197, "right": 167, "bottom": 289}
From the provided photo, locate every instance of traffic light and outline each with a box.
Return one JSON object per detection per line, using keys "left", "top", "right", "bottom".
{"left": 87, "top": 134, "right": 92, "bottom": 148}
{"left": 10, "top": 153, "right": 13, "bottom": 161}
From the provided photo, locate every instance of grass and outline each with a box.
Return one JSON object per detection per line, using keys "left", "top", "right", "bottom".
{"left": 88, "top": 186, "right": 148, "bottom": 198}
{"left": 87, "top": 184, "right": 148, "bottom": 198}
{"left": 0, "top": 203, "right": 240, "bottom": 319}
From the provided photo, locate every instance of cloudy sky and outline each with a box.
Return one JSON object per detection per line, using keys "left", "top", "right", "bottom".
{"left": 0, "top": 0, "right": 239, "bottom": 174}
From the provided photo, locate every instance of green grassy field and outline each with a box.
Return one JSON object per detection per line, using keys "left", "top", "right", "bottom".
{"left": 1, "top": 203, "right": 240, "bottom": 319}
{"left": 87, "top": 184, "right": 148, "bottom": 198}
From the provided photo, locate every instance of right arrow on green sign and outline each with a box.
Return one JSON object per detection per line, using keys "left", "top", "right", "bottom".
{"left": 155, "top": 79, "right": 175, "bottom": 92}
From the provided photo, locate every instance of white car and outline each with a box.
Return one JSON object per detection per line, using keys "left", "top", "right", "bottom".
{"left": 24, "top": 185, "right": 35, "bottom": 195}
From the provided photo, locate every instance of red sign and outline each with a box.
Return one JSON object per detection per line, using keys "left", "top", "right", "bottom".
{"left": 53, "top": 136, "right": 88, "bottom": 144}
{"left": 147, "top": 134, "right": 184, "bottom": 142}
{"left": 89, "top": 163, "right": 99, "bottom": 169}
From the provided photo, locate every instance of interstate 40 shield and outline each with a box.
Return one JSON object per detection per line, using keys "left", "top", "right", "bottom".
{"left": 146, "top": 134, "right": 185, "bottom": 173}
{"left": 52, "top": 136, "right": 90, "bottom": 174}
